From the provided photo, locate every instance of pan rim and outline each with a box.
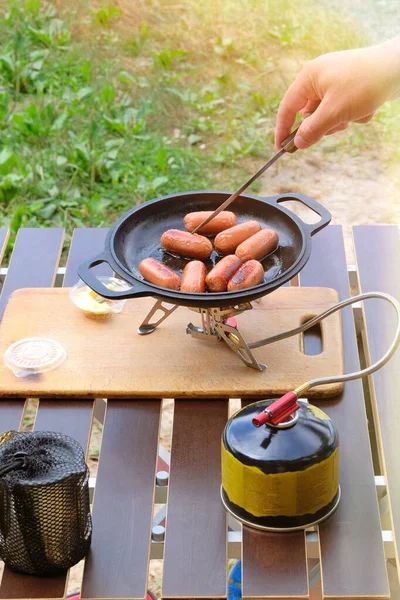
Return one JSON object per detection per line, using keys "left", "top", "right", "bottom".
{"left": 106, "top": 190, "right": 310, "bottom": 305}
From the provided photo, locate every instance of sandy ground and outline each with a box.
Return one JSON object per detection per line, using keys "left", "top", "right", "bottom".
{"left": 263, "top": 149, "right": 400, "bottom": 264}
{"left": 322, "top": 0, "right": 400, "bottom": 43}
{"left": 260, "top": 142, "right": 400, "bottom": 263}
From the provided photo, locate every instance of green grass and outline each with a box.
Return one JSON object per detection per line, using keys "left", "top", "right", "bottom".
{"left": 0, "top": 1, "right": 216, "bottom": 252}
{"left": 0, "top": 0, "right": 399, "bottom": 256}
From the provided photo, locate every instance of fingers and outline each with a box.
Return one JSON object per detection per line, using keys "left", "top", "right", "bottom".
{"left": 326, "top": 122, "right": 348, "bottom": 135}
{"left": 354, "top": 112, "right": 375, "bottom": 124}
{"left": 293, "top": 97, "right": 341, "bottom": 149}
{"left": 274, "top": 69, "right": 318, "bottom": 149}
{"left": 299, "top": 98, "right": 321, "bottom": 118}
{"left": 275, "top": 67, "right": 375, "bottom": 151}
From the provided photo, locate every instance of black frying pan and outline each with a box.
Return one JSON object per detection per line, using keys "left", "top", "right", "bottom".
{"left": 78, "top": 190, "right": 331, "bottom": 308}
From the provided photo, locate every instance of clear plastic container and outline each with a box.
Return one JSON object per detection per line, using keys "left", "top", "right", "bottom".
{"left": 69, "top": 276, "right": 131, "bottom": 321}
{"left": 4, "top": 338, "right": 67, "bottom": 378}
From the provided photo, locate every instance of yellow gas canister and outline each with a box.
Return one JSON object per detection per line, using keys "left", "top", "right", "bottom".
{"left": 221, "top": 396, "right": 340, "bottom": 531}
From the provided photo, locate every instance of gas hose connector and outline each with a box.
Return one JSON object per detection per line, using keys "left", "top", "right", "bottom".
{"left": 252, "top": 391, "right": 300, "bottom": 428}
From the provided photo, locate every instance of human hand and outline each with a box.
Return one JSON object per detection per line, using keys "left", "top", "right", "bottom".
{"left": 275, "top": 37, "right": 400, "bottom": 150}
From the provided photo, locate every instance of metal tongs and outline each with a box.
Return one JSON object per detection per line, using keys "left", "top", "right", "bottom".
{"left": 191, "top": 127, "right": 299, "bottom": 234}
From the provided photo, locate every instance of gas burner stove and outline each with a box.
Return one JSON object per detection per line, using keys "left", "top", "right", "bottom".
{"left": 137, "top": 299, "right": 265, "bottom": 371}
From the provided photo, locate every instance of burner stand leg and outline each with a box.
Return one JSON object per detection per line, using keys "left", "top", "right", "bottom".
{"left": 214, "top": 322, "right": 266, "bottom": 371}
{"left": 137, "top": 300, "right": 179, "bottom": 335}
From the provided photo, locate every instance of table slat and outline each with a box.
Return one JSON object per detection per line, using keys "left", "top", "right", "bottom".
{"left": 35, "top": 399, "right": 94, "bottom": 454}
{"left": 0, "top": 229, "right": 9, "bottom": 264}
{"left": 300, "top": 225, "right": 389, "bottom": 599}
{"left": 241, "top": 396, "right": 308, "bottom": 600}
{"left": 162, "top": 399, "right": 228, "bottom": 600}
{"left": 0, "top": 228, "right": 64, "bottom": 320}
{"left": 242, "top": 531, "right": 308, "bottom": 600}
{"left": 0, "top": 400, "right": 25, "bottom": 432}
{"left": 81, "top": 400, "right": 161, "bottom": 600}
{"left": 353, "top": 224, "right": 400, "bottom": 582}
{"left": 0, "top": 573, "right": 67, "bottom": 600}
{"left": 64, "top": 228, "right": 109, "bottom": 287}
{"left": 0, "top": 228, "right": 94, "bottom": 600}
{"left": 0, "top": 227, "right": 65, "bottom": 598}
{"left": 0, "top": 400, "right": 94, "bottom": 600}
{"left": 63, "top": 228, "right": 109, "bottom": 423}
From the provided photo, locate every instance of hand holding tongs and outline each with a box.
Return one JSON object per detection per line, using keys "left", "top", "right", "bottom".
{"left": 190, "top": 127, "right": 299, "bottom": 234}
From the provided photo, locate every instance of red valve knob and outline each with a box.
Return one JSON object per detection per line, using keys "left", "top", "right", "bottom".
{"left": 224, "top": 317, "right": 237, "bottom": 328}
{"left": 252, "top": 391, "right": 299, "bottom": 428}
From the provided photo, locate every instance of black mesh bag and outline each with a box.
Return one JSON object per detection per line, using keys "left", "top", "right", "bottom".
{"left": 0, "top": 430, "right": 92, "bottom": 576}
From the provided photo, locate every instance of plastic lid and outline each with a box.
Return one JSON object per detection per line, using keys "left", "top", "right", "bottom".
{"left": 4, "top": 338, "right": 67, "bottom": 378}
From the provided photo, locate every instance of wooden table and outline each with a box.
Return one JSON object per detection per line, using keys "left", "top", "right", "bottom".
{"left": 0, "top": 224, "right": 399, "bottom": 600}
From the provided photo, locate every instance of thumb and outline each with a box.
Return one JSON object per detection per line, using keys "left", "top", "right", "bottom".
{"left": 294, "top": 99, "right": 340, "bottom": 149}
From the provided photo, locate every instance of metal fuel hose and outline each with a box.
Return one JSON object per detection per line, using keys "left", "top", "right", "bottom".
{"left": 249, "top": 292, "right": 400, "bottom": 397}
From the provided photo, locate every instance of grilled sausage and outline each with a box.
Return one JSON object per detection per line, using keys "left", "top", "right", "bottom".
{"left": 214, "top": 220, "right": 261, "bottom": 254}
{"left": 139, "top": 258, "right": 180, "bottom": 290}
{"left": 235, "top": 228, "right": 279, "bottom": 262}
{"left": 183, "top": 211, "right": 236, "bottom": 235}
{"left": 181, "top": 260, "right": 207, "bottom": 293}
{"left": 161, "top": 229, "right": 213, "bottom": 260}
{"left": 227, "top": 260, "right": 264, "bottom": 291}
{"left": 206, "top": 255, "right": 242, "bottom": 292}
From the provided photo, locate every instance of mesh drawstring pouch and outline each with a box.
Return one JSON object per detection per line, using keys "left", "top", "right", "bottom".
{"left": 0, "top": 430, "right": 92, "bottom": 576}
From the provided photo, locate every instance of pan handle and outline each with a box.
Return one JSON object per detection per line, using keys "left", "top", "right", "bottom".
{"left": 77, "top": 253, "right": 150, "bottom": 300}
{"left": 272, "top": 193, "right": 331, "bottom": 236}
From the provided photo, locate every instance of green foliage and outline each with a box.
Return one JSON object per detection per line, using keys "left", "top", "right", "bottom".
{"left": 0, "top": 0, "right": 217, "bottom": 253}
{"left": 0, "top": 0, "right": 394, "bottom": 259}
{"left": 121, "top": 22, "right": 150, "bottom": 56}
{"left": 154, "top": 48, "right": 189, "bottom": 70}
{"left": 92, "top": 3, "right": 122, "bottom": 27}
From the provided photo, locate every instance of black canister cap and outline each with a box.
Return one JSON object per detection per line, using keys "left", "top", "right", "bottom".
{"left": 223, "top": 400, "right": 338, "bottom": 475}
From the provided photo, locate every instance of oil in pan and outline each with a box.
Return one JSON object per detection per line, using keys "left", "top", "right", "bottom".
{"left": 221, "top": 398, "right": 340, "bottom": 531}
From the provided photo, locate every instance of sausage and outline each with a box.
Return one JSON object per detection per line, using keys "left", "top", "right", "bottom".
{"left": 139, "top": 258, "right": 180, "bottom": 290}
{"left": 227, "top": 260, "right": 264, "bottom": 291}
{"left": 205, "top": 255, "right": 242, "bottom": 292}
{"left": 181, "top": 261, "right": 207, "bottom": 293}
{"left": 161, "top": 229, "right": 213, "bottom": 260}
{"left": 214, "top": 220, "right": 261, "bottom": 254}
{"left": 183, "top": 211, "right": 236, "bottom": 235}
{"left": 235, "top": 228, "right": 279, "bottom": 262}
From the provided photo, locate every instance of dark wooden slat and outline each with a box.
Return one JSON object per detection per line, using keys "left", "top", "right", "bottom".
{"left": 303, "top": 324, "right": 323, "bottom": 356}
{"left": 0, "top": 400, "right": 94, "bottom": 600}
{"left": 0, "top": 228, "right": 64, "bottom": 320}
{"left": 243, "top": 531, "right": 308, "bottom": 600}
{"left": 0, "top": 572, "right": 68, "bottom": 600}
{"left": 35, "top": 399, "right": 94, "bottom": 454}
{"left": 0, "top": 228, "right": 95, "bottom": 600}
{"left": 162, "top": 399, "right": 228, "bottom": 600}
{"left": 300, "top": 225, "right": 389, "bottom": 599}
{"left": 63, "top": 228, "right": 109, "bottom": 424}
{"left": 63, "top": 228, "right": 109, "bottom": 287}
{"left": 0, "top": 400, "right": 25, "bottom": 432}
{"left": 354, "top": 225, "right": 400, "bottom": 582}
{"left": 241, "top": 397, "right": 308, "bottom": 600}
{"left": 0, "top": 228, "right": 65, "bottom": 598}
{"left": 0, "top": 229, "right": 9, "bottom": 263}
{"left": 81, "top": 400, "right": 161, "bottom": 600}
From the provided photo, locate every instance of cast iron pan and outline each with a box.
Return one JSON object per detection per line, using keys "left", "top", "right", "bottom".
{"left": 78, "top": 191, "right": 331, "bottom": 308}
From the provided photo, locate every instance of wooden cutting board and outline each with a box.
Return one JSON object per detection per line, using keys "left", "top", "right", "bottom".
{"left": 0, "top": 287, "right": 344, "bottom": 399}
